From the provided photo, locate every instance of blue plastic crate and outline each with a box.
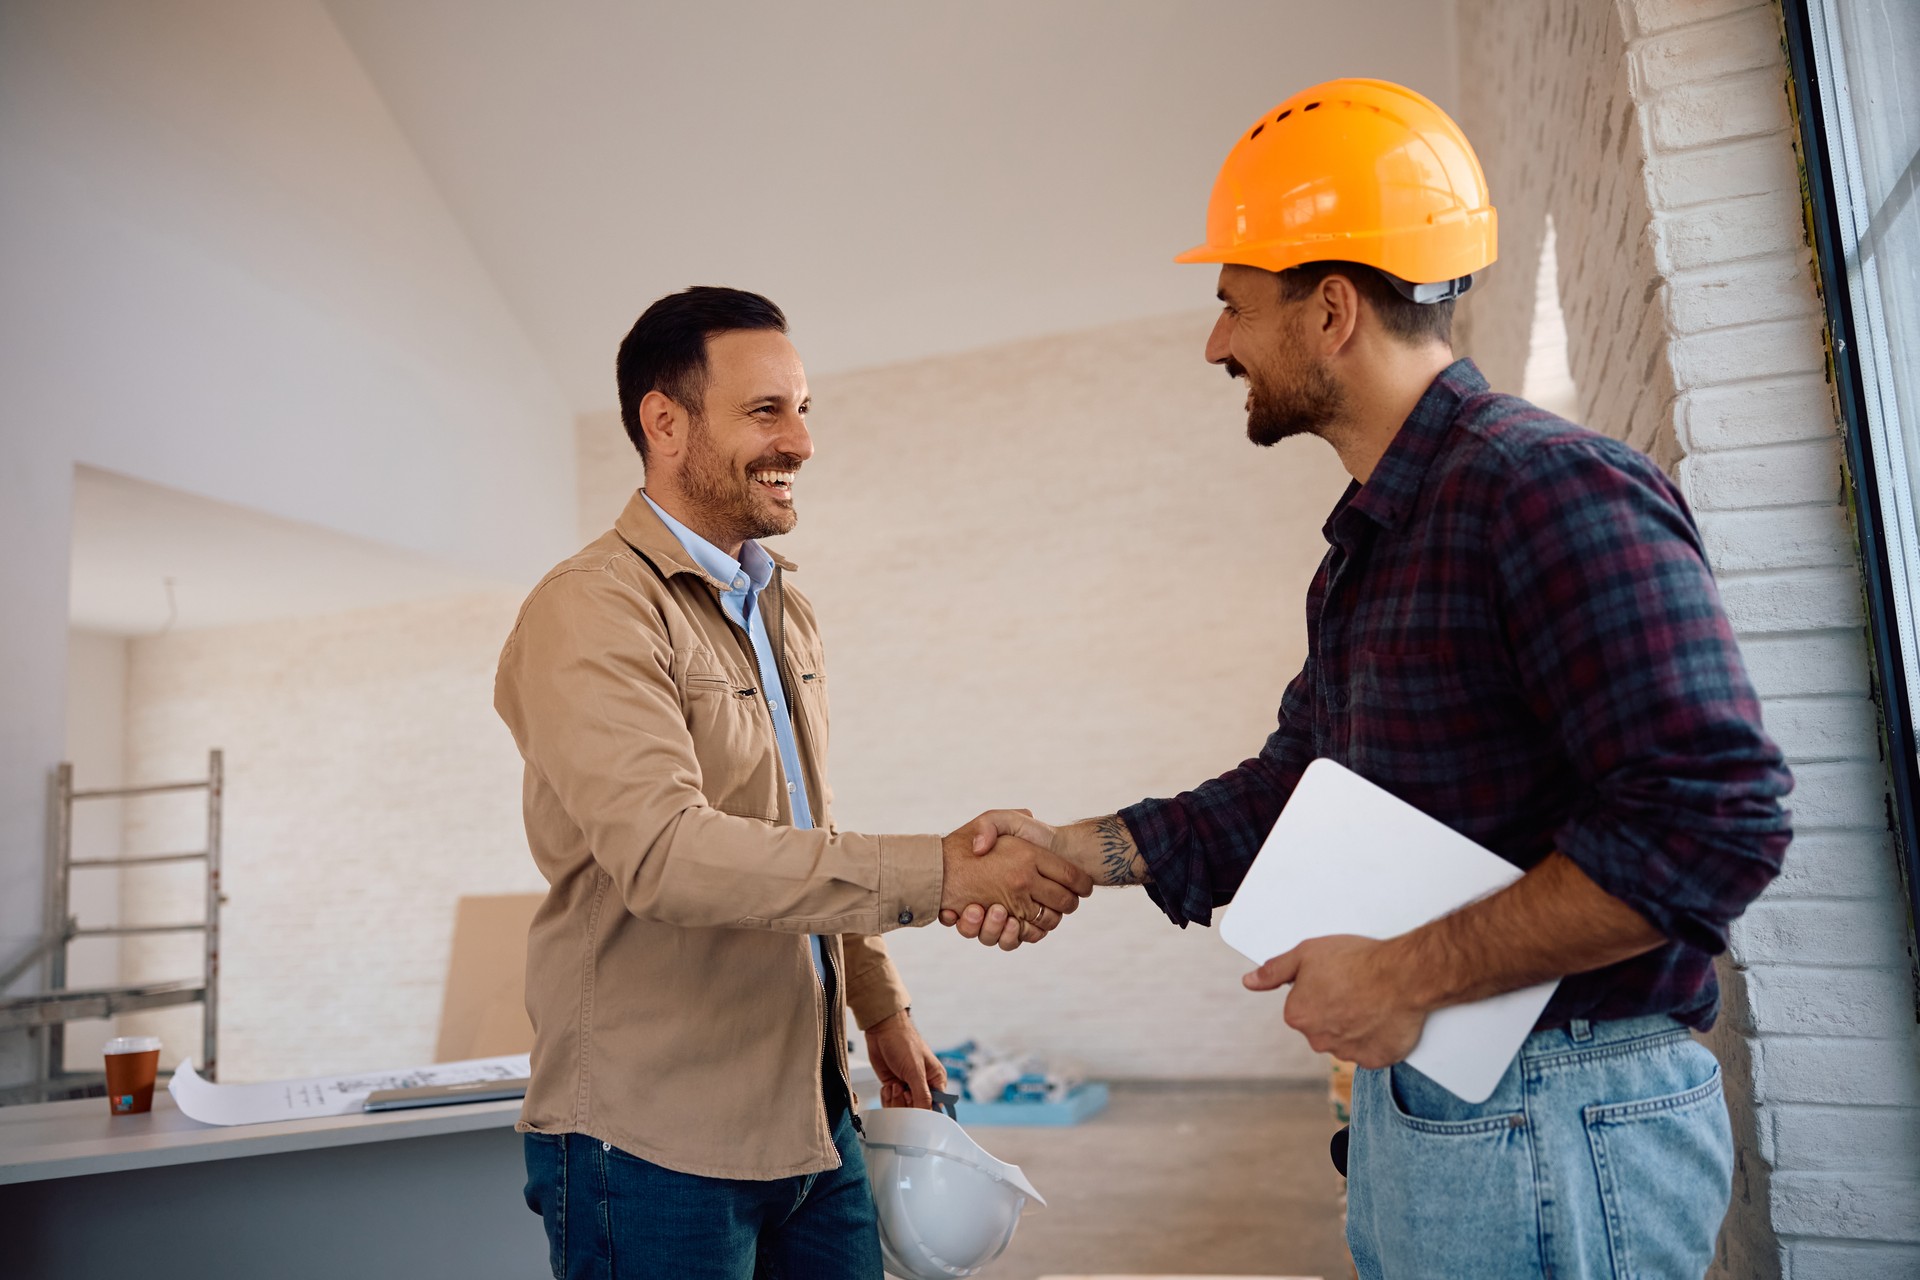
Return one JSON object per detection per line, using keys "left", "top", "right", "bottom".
{"left": 952, "top": 1081, "right": 1108, "bottom": 1127}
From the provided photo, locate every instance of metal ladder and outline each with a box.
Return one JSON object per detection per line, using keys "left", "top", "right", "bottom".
{"left": 0, "top": 750, "right": 223, "bottom": 1104}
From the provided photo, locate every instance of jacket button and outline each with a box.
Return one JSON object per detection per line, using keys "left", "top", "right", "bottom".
{"left": 897, "top": 910, "right": 914, "bottom": 925}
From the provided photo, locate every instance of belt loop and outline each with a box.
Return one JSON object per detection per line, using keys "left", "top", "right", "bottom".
{"left": 1569, "top": 1018, "right": 1593, "bottom": 1043}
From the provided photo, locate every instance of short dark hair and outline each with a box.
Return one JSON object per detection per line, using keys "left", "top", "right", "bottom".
{"left": 1275, "top": 261, "right": 1454, "bottom": 348}
{"left": 616, "top": 286, "right": 789, "bottom": 461}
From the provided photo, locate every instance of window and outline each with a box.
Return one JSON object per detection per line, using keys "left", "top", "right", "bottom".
{"left": 1789, "top": 0, "right": 1920, "bottom": 929}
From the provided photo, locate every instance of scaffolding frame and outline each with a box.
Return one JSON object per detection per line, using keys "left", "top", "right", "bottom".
{"left": 0, "top": 750, "right": 222, "bottom": 1104}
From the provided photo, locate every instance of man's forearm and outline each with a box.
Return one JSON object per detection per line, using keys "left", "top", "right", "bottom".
{"left": 1387, "top": 851, "right": 1665, "bottom": 1011}
{"left": 1056, "top": 815, "right": 1153, "bottom": 887}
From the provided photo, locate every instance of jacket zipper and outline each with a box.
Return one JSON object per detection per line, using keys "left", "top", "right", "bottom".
{"left": 625, "top": 538, "right": 852, "bottom": 1150}
{"left": 775, "top": 569, "right": 856, "bottom": 1139}
{"left": 726, "top": 569, "right": 850, "bottom": 1149}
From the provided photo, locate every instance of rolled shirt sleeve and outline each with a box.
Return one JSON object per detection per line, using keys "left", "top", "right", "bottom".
{"left": 1491, "top": 441, "right": 1792, "bottom": 953}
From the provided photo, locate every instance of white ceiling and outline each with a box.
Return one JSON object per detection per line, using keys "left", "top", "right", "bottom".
{"left": 322, "top": 0, "right": 1459, "bottom": 411}
{"left": 70, "top": 467, "right": 516, "bottom": 636}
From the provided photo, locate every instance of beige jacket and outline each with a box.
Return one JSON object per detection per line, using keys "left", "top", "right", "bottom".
{"left": 494, "top": 493, "right": 945, "bottom": 1179}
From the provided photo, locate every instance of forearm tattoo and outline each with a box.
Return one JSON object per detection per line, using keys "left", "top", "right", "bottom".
{"left": 1092, "top": 815, "right": 1149, "bottom": 886}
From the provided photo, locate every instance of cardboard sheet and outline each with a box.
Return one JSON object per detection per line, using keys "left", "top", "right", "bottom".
{"left": 435, "top": 893, "right": 542, "bottom": 1062}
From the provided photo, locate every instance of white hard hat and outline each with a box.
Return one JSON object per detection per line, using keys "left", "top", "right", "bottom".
{"left": 859, "top": 1103, "right": 1046, "bottom": 1279}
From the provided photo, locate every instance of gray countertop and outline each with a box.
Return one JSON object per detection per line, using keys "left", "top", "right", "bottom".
{"left": 2, "top": 1058, "right": 880, "bottom": 1187}
{"left": 0, "top": 1089, "right": 522, "bottom": 1186}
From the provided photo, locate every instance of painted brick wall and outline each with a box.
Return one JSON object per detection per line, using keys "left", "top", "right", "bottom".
{"left": 1629, "top": 4, "right": 1920, "bottom": 1272}
{"left": 1455, "top": 0, "right": 1682, "bottom": 468}
{"left": 1460, "top": 1, "right": 1920, "bottom": 1273}
{"left": 116, "top": 592, "right": 541, "bottom": 1081}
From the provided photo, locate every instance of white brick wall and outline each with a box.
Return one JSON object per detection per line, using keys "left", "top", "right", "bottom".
{"left": 1455, "top": 0, "right": 1681, "bottom": 466}
{"left": 117, "top": 592, "right": 542, "bottom": 1081}
{"left": 1627, "top": 4, "right": 1920, "bottom": 1271}
{"left": 1460, "top": 0, "right": 1920, "bottom": 1273}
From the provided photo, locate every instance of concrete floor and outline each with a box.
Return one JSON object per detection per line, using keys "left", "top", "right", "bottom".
{"left": 967, "top": 1080, "right": 1351, "bottom": 1280}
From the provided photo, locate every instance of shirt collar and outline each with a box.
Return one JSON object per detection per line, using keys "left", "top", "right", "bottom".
{"left": 1325, "top": 357, "right": 1488, "bottom": 547}
{"left": 641, "top": 492, "right": 775, "bottom": 596}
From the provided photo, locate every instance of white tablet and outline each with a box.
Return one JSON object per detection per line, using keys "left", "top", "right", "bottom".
{"left": 1219, "top": 758, "right": 1557, "bottom": 1103}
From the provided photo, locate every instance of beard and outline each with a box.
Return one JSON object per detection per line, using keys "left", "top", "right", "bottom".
{"left": 1231, "top": 354, "right": 1347, "bottom": 448}
{"left": 680, "top": 414, "right": 802, "bottom": 545}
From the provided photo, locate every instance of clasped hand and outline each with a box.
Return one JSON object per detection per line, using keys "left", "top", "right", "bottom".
{"left": 938, "top": 810, "right": 1076, "bottom": 950}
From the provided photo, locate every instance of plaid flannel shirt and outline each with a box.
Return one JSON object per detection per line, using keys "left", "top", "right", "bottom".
{"left": 1120, "top": 359, "right": 1792, "bottom": 1031}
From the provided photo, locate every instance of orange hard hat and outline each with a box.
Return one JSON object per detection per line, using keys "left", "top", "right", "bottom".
{"left": 1176, "top": 79, "right": 1497, "bottom": 301}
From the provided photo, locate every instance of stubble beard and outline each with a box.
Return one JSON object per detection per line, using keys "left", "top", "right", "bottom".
{"left": 1241, "top": 355, "right": 1347, "bottom": 448}
{"left": 680, "top": 413, "right": 801, "bottom": 546}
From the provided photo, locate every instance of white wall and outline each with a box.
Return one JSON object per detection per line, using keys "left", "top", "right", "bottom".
{"left": 0, "top": 0, "right": 575, "bottom": 577}
{"left": 580, "top": 310, "right": 1352, "bottom": 1081}
{"left": 116, "top": 593, "right": 539, "bottom": 1081}
{"left": 61, "top": 632, "right": 130, "bottom": 1069}
{"left": 0, "top": 0, "right": 575, "bottom": 1082}
{"left": 1458, "top": 1, "right": 1920, "bottom": 1273}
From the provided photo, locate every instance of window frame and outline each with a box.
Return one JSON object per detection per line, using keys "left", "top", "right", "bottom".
{"left": 1784, "top": 0, "right": 1920, "bottom": 942}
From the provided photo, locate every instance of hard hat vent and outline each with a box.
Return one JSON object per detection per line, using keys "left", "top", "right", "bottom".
{"left": 1304, "top": 101, "right": 1321, "bottom": 111}
{"left": 1249, "top": 124, "right": 1265, "bottom": 141}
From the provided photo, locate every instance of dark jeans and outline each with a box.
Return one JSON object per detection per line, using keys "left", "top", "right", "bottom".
{"left": 521, "top": 1103, "right": 882, "bottom": 1280}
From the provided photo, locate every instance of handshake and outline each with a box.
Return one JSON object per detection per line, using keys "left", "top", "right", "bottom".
{"left": 935, "top": 809, "right": 1146, "bottom": 950}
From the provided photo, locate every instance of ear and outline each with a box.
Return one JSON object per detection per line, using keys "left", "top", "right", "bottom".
{"left": 637, "top": 389, "right": 689, "bottom": 461}
{"left": 1316, "top": 273, "right": 1363, "bottom": 356}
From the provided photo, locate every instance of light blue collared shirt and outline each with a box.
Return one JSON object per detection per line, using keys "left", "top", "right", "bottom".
{"left": 643, "top": 493, "right": 823, "bottom": 981}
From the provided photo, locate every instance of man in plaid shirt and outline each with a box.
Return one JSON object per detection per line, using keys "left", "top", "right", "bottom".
{"left": 949, "top": 81, "right": 1791, "bottom": 1279}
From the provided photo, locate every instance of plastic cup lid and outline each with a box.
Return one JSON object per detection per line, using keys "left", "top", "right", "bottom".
{"left": 103, "top": 1036, "right": 163, "bottom": 1055}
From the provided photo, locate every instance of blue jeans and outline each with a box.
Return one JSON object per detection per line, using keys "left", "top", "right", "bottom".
{"left": 1347, "top": 1014, "right": 1733, "bottom": 1280}
{"left": 521, "top": 1105, "right": 882, "bottom": 1280}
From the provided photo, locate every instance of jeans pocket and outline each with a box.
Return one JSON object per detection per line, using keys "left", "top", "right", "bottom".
{"left": 1386, "top": 1058, "right": 1527, "bottom": 1132}
{"left": 522, "top": 1133, "right": 568, "bottom": 1280}
{"left": 1349, "top": 1065, "right": 1539, "bottom": 1278}
{"left": 1582, "top": 1051, "right": 1732, "bottom": 1280}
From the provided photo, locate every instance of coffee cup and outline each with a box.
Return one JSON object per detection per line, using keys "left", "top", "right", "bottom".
{"left": 103, "top": 1036, "right": 163, "bottom": 1115}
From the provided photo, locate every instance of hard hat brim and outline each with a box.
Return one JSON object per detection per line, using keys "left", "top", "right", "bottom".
{"left": 859, "top": 1106, "right": 1047, "bottom": 1207}
{"left": 1173, "top": 210, "right": 1497, "bottom": 284}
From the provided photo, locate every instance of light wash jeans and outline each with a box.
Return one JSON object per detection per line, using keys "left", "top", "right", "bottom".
{"left": 1347, "top": 1014, "right": 1733, "bottom": 1280}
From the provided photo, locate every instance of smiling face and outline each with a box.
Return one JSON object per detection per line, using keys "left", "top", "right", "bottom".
{"left": 1205, "top": 264, "right": 1347, "bottom": 447}
{"left": 652, "top": 328, "right": 814, "bottom": 554}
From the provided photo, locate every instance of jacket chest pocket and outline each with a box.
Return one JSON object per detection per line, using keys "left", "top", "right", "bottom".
{"left": 681, "top": 669, "right": 780, "bottom": 821}
{"left": 786, "top": 653, "right": 830, "bottom": 763}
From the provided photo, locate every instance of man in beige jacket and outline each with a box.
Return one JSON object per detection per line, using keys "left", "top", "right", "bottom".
{"left": 494, "top": 285, "right": 1090, "bottom": 1279}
